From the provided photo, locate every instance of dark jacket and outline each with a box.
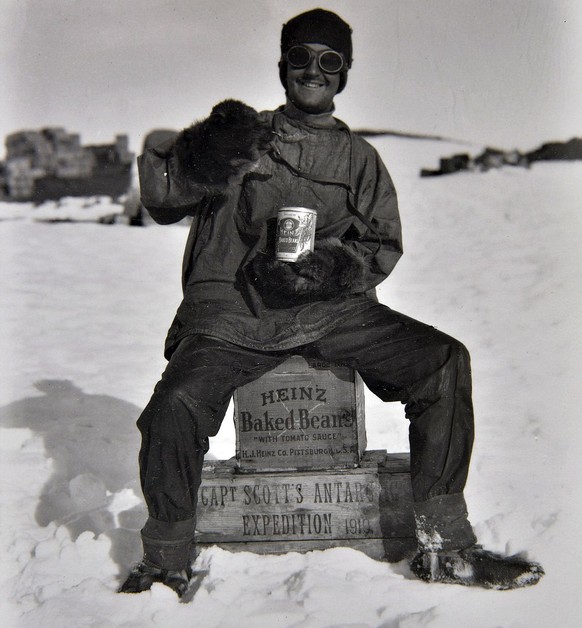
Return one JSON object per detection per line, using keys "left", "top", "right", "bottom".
{"left": 138, "top": 102, "right": 403, "bottom": 358}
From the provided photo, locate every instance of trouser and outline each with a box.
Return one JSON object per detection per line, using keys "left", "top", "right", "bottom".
{"left": 136, "top": 303, "right": 476, "bottom": 569}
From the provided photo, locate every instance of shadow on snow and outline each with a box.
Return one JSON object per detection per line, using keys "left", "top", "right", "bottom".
{"left": 0, "top": 379, "right": 147, "bottom": 570}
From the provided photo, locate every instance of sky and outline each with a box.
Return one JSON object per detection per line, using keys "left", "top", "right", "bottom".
{"left": 2, "top": 0, "right": 581, "bottom": 154}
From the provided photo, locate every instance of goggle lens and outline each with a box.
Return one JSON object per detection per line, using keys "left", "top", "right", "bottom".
{"left": 286, "top": 45, "right": 344, "bottom": 74}
{"left": 319, "top": 50, "right": 344, "bottom": 73}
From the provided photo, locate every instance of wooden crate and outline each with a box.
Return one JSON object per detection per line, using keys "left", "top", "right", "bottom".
{"left": 234, "top": 355, "right": 366, "bottom": 471}
{"left": 195, "top": 451, "right": 416, "bottom": 562}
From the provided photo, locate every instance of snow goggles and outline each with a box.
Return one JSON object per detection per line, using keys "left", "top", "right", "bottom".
{"left": 285, "top": 45, "right": 345, "bottom": 74}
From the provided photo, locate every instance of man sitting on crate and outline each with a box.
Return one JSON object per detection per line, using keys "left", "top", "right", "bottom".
{"left": 120, "top": 8, "right": 543, "bottom": 596}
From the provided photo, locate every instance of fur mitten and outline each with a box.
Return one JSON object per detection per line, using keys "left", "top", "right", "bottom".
{"left": 172, "top": 99, "right": 273, "bottom": 190}
{"left": 251, "top": 238, "right": 368, "bottom": 304}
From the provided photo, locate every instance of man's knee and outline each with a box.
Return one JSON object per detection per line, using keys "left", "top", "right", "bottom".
{"left": 143, "top": 373, "right": 227, "bottom": 442}
{"left": 445, "top": 336, "right": 471, "bottom": 370}
{"left": 424, "top": 326, "right": 470, "bottom": 369}
{"left": 139, "top": 377, "right": 200, "bottom": 429}
{"left": 152, "top": 373, "right": 195, "bottom": 401}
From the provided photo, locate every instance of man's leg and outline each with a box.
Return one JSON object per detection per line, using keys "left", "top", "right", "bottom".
{"left": 309, "top": 303, "right": 476, "bottom": 550}
{"left": 121, "top": 334, "right": 288, "bottom": 595}
{"left": 309, "top": 303, "right": 543, "bottom": 588}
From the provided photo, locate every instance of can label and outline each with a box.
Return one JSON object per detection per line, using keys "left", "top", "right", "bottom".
{"left": 275, "top": 207, "right": 317, "bottom": 262}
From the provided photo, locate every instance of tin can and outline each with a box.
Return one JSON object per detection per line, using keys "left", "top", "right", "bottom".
{"left": 275, "top": 207, "right": 317, "bottom": 262}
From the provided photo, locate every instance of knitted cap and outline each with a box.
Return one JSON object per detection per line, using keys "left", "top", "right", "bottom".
{"left": 279, "top": 8, "right": 353, "bottom": 93}
{"left": 281, "top": 8, "right": 353, "bottom": 67}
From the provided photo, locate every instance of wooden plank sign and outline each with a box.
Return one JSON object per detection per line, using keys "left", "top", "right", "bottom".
{"left": 233, "top": 356, "right": 366, "bottom": 471}
{"left": 196, "top": 452, "right": 416, "bottom": 561}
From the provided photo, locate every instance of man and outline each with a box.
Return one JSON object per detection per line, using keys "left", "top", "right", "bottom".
{"left": 120, "top": 9, "right": 543, "bottom": 596}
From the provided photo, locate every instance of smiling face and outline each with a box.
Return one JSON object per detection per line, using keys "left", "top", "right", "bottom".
{"left": 285, "top": 43, "right": 342, "bottom": 114}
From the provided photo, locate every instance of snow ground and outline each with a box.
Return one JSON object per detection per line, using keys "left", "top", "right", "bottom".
{"left": 1, "top": 136, "right": 581, "bottom": 627}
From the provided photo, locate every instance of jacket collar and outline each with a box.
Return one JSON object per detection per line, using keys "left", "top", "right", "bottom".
{"left": 278, "top": 100, "right": 337, "bottom": 129}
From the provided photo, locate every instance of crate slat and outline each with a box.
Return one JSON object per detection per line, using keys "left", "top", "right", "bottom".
{"left": 196, "top": 452, "right": 415, "bottom": 561}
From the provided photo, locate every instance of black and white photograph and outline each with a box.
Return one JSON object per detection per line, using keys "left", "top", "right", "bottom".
{"left": 1, "top": 1, "right": 581, "bottom": 626}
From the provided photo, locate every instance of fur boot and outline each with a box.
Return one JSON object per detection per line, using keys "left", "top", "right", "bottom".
{"left": 410, "top": 545, "right": 544, "bottom": 590}
{"left": 119, "top": 560, "right": 193, "bottom": 597}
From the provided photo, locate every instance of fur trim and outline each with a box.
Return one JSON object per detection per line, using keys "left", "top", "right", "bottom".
{"left": 250, "top": 237, "right": 369, "bottom": 306}
{"left": 293, "top": 237, "right": 368, "bottom": 296}
{"left": 173, "top": 99, "right": 273, "bottom": 190}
